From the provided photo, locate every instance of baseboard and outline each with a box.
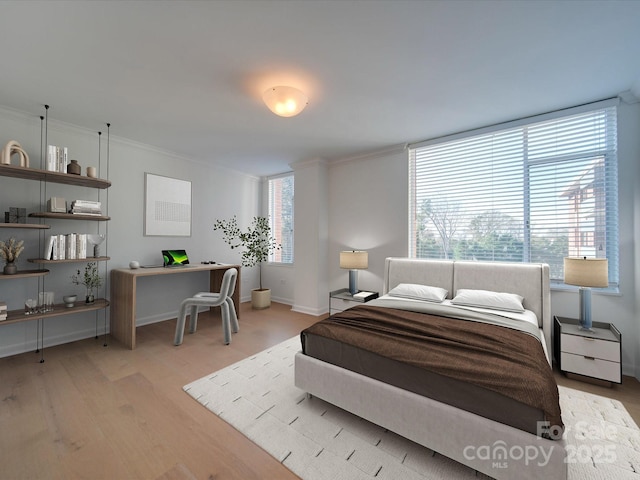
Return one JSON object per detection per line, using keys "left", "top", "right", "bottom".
{"left": 290, "top": 304, "right": 327, "bottom": 316}
{"left": 0, "top": 325, "right": 107, "bottom": 360}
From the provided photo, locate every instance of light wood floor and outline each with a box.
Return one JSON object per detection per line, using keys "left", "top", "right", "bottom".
{"left": 1, "top": 302, "right": 639, "bottom": 480}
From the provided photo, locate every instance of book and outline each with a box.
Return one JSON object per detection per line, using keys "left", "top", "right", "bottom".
{"left": 76, "top": 234, "right": 87, "bottom": 259}
{"left": 44, "top": 235, "right": 55, "bottom": 260}
{"left": 57, "top": 234, "right": 66, "bottom": 260}
{"left": 72, "top": 200, "right": 101, "bottom": 207}
{"left": 65, "top": 233, "right": 77, "bottom": 260}
{"left": 352, "top": 291, "right": 378, "bottom": 302}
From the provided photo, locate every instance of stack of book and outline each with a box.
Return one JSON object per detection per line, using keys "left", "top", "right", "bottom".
{"left": 46, "top": 145, "right": 69, "bottom": 173}
{"left": 69, "top": 200, "right": 102, "bottom": 216}
{"left": 44, "top": 233, "right": 88, "bottom": 260}
{"left": 0, "top": 301, "right": 7, "bottom": 321}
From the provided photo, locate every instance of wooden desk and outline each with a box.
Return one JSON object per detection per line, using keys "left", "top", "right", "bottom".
{"left": 110, "top": 264, "right": 241, "bottom": 349}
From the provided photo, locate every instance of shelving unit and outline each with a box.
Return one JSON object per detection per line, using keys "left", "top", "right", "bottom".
{"left": 0, "top": 114, "right": 111, "bottom": 360}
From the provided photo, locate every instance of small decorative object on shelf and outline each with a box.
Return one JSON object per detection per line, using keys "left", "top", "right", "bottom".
{"left": 63, "top": 295, "right": 77, "bottom": 308}
{"left": 86, "top": 166, "right": 97, "bottom": 178}
{"left": 67, "top": 159, "right": 81, "bottom": 175}
{"left": 24, "top": 298, "right": 37, "bottom": 315}
{"left": 0, "top": 140, "right": 30, "bottom": 167}
{"left": 87, "top": 234, "right": 105, "bottom": 257}
{"left": 4, "top": 207, "right": 27, "bottom": 223}
{"left": 1, "top": 237, "right": 24, "bottom": 275}
{"left": 38, "top": 291, "right": 54, "bottom": 312}
{"left": 71, "top": 262, "right": 103, "bottom": 304}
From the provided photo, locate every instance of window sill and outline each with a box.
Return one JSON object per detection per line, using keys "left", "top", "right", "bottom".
{"left": 550, "top": 283, "right": 620, "bottom": 296}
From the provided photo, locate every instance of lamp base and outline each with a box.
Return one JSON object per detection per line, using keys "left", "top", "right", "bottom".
{"left": 348, "top": 269, "right": 359, "bottom": 295}
{"left": 578, "top": 286, "right": 593, "bottom": 331}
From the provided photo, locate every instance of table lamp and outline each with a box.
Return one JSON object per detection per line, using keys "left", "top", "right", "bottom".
{"left": 563, "top": 256, "right": 608, "bottom": 331}
{"left": 340, "top": 250, "right": 368, "bottom": 295}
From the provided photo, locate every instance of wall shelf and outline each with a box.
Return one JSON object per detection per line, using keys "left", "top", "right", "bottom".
{"left": 0, "top": 269, "right": 49, "bottom": 280}
{"left": 28, "top": 256, "right": 110, "bottom": 264}
{"left": 1, "top": 299, "right": 110, "bottom": 326}
{"left": 29, "top": 212, "right": 110, "bottom": 221}
{"left": 0, "top": 164, "right": 110, "bottom": 188}
{"left": 0, "top": 223, "right": 50, "bottom": 229}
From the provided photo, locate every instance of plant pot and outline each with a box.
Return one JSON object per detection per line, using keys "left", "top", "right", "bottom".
{"left": 85, "top": 293, "right": 95, "bottom": 304}
{"left": 251, "top": 288, "right": 271, "bottom": 310}
{"left": 3, "top": 262, "right": 17, "bottom": 275}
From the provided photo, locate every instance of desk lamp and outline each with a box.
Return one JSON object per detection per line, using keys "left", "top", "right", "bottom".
{"left": 563, "top": 256, "right": 608, "bottom": 331}
{"left": 340, "top": 250, "right": 368, "bottom": 295}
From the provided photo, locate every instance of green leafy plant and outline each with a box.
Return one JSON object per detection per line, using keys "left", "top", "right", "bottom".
{"left": 213, "top": 216, "right": 281, "bottom": 290}
{"left": 0, "top": 237, "right": 24, "bottom": 264}
{"left": 71, "top": 262, "right": 103, "bottom": 291}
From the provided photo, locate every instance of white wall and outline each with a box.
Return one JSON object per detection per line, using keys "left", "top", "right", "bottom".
{"left": 327, "top": 104, "right": 640, "bottom": 378}
{"left": 328, "top": 146, "right": 408, "bottom": 294}
{"left": 290, "top": 158, "right": 329, "bottom": 315}
{"left": 0, "top": 106, "right": 262, "bottom": 358}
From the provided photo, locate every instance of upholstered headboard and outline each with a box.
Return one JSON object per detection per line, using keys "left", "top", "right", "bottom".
{"left": 383, "top": 257, "right": 552, "bottom": 360}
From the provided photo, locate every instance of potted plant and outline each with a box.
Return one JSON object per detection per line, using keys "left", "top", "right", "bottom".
{"left": 71, "top": 262, "right": 103, "bottom": 304}
{"left": 213, "top": 216, "right": 281, "bottom": 309}
{"left": 0, "top": 237, "right": 24, "bottom": 275}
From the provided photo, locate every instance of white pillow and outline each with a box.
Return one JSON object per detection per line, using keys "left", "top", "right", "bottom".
{"left": 451, "top": 289, "right": 525, "bottom": 313}
{"left": 387, "top": 283, "right": 448, "bottom": 303}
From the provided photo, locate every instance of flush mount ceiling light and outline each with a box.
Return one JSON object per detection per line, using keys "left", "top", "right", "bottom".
{"left": 262, "top": 86, "right": 308, "bottom": 117}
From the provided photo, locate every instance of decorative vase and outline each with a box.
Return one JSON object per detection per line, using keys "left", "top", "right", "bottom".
{"left": 63, "top": 295, "right": 77, "bottom": 308}
{"left": 85, "top": 290, "right": 95, "bottom": 304}
{"left": 3, "top": 262, "right": 17, "bottom": 275}
{"left": 67, "top": 159, "right": 81, "bottom": 175}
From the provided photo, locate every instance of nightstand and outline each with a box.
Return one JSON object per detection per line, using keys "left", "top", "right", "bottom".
{"left": 554, "top": 316, "right": 621, "bottom": 384}
{"left": 330, "top": 288, "right": 379, "bottom": 315}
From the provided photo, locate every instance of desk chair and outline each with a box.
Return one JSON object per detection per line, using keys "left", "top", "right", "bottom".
{"left": 174, "top": 267, "right": 239, "bottom": 345}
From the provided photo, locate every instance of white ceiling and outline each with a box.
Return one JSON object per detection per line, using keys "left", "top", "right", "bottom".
{"left": 1, "top": 0, "right": 639, "bottom": 177}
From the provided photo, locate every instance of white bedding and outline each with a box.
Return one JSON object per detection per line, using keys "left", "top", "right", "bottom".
{"left": 370, "top": 294, "right": 542, "bottom": 342}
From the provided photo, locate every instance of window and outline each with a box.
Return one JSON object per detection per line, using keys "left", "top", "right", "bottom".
{"left": 268, "top": 173, "right": 294, "bottom": 264}
{"left": 409, "top": 100, "right": 618, "bottom": 287}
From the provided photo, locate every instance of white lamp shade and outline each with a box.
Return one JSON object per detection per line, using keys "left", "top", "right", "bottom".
{"left": 564, "top": 257, "right": 608, "bottom": 288}
{"left": 262, "top": 86, "right": 308, "bottom": 117}
{"left": 340, "top": 251, "right": 368, "bottom": 270}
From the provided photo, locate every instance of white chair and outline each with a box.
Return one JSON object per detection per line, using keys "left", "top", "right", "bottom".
{"left": 174, "top": 267, "right": 239, "bottom": 345}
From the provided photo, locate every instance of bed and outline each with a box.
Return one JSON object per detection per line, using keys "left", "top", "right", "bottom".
{"left": 294, "top": 257, "right": 567, "bottom": 480}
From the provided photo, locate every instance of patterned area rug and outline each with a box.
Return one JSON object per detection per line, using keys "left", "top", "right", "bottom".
{"left": 184, "top": 336, "right": 640, "bottom": 479}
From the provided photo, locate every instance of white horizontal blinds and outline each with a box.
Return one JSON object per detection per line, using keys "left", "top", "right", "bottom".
{"left": 268, "top": 174, "right": 294, "bottom": 264}
{"left": 527, "top": 106, "right": 618, "bottom": 284}
{"left": 409, "top": 103, "right": 618, "bottom": 285}
{"left": 411, "top": 128, "right": 525, "bottom": 260}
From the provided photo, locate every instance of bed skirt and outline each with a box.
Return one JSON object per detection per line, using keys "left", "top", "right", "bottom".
{"left": 294, "top": 352, "right": 568, "bottom": 480}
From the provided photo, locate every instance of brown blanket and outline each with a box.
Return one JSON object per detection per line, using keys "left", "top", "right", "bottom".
{"left": 302, "top": 304, "right": 563, "bottom": 433}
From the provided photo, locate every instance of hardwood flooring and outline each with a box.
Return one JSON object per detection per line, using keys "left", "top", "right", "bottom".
{"left": 0, "top": 302, "right": 638, "bottom": 479}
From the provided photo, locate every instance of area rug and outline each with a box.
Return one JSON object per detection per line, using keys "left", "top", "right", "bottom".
{"left": 184, "top": 336, "right": 640, "bottom": 479}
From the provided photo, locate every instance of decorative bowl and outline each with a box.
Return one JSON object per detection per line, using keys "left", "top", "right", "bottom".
{"left": 63, "top": 295, "right": 77, "bottom": 308}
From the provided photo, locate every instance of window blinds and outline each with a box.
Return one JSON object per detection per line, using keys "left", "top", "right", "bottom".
{"left": 268, "top": 173, "right": 294, "bottom": 264}
{"left": 409, "top": 100, "right": 618, "bottom": 286}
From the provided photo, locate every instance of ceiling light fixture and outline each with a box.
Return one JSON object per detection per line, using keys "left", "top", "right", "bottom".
{"left": 262, "top": 86, "right": 308, "bottom": 117}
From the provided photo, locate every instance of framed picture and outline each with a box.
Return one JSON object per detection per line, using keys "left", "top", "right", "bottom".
{"left": 144, "top": 173, "right": 192, "bottom": 236}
